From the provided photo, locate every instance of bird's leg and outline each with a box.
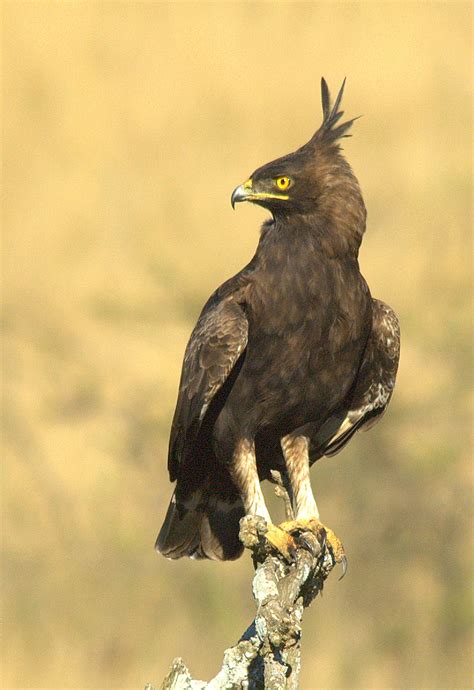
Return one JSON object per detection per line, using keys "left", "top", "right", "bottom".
{"left": 231, "top": 439, "right": 296, "bottom": 560}
{"left": 231, "top": 439, "right": 271, "bottom": 522}
{"left": 282, "top": 435, "right": 319, "bottom": 520}
{"left": 268, "top": 435, "right": 346, "bottom": 567}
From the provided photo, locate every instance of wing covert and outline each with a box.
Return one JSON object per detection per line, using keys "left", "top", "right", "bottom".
{"left": 320, "top": 299, "right": 400, "bottom": 457}
{"left": 168, "top": 296, "right": 248, "bottom": 480}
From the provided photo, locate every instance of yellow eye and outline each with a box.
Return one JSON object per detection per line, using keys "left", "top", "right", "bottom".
{"left": 275, "top": 176, "right": 291, "bottom": 191}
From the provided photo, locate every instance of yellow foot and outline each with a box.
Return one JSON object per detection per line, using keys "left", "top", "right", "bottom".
{"left": 267, "top": 518, "right": 346, "bottom": 573}
{"left": 264, "top": 523, "right": 298, "bottom": 561}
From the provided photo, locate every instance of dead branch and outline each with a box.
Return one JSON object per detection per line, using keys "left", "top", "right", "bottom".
{"left": 151, "top": 483, "right": 339, "bottom": 690}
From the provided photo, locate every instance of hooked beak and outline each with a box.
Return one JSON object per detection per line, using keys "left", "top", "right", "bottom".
{"left": 231, "top": 184, "right": 249, "bottom": 209}
{"left": 231, "top": 179, "right": 253, "bottom": 209}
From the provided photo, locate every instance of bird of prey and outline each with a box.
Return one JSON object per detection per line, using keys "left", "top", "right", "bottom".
{"left": 156, "top": 78, "right": 400, "bottom": 563}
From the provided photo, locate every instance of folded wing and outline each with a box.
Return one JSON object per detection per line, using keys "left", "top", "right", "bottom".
{"left": 168, "top": 293, "right": 249, "bottom": 481}
{"left": 307, "top": 299, "right": 400, "bottom": 461}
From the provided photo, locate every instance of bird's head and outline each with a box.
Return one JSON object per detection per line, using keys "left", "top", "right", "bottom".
{"left": 231, "top": 78, "right": 361, "bottom": 220}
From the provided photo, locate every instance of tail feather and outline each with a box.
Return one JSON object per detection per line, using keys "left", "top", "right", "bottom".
{"left": 155, "top": 491, "right": 201, "bottom": 558}
{"left": 155, "top": 486, "right": 245, "bottom": 561}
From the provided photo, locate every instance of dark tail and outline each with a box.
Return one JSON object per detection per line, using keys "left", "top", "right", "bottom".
{"left": 155, "top": 481, "right": 245, "bottom": 561}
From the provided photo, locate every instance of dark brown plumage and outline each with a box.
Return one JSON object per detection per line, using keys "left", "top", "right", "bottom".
{"left": 156, "top": 79, "right": 400, "bottom": 561}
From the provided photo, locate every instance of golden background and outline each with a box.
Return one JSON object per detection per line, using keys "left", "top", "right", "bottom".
{"left": 3, "top": 2, "right": 472, "bottom": 688}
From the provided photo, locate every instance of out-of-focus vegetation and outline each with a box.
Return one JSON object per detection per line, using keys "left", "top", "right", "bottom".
{"left": 2, "top": 3, "right": 472, "bottom": 688}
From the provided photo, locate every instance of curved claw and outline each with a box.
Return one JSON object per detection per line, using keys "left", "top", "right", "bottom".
{"left": 296, "top": 532, "right": 319, "bottom": 557}
{"left": 290, "top": 523, "right": 327, "bottom": 561}
{"left": 338, "top": 554, "right": 348, "bottom": 581}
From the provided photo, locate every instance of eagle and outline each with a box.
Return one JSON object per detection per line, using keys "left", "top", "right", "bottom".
{"left": 156, "top": 79, "right": 400, "bottom": 563}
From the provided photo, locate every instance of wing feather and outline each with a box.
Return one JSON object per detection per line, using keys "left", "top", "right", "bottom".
{"left": 168, "top": 294, "right": 248, "bottom": 481}
{"left": 319, "top": 298, "right": 400, "bottom": 458}
{"left": 295, "top": 298, "right": 400, "bottom": 463}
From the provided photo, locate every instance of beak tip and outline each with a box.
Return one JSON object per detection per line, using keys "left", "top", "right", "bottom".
{"left": 231, "top": 184, "right": 247, "bottom": 209}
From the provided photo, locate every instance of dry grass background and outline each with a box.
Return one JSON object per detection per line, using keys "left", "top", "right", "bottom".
{"left": 2, "top": 2, "right": 472, "bottom": 688}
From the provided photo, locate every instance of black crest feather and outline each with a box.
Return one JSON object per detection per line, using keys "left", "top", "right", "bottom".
{"left": 312, "top": 77, "right": 359, "bottom": 146}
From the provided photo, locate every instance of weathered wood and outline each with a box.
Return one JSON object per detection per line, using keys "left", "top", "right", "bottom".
{"left": 152, "top": 504, "right": 338, "bottom": 690}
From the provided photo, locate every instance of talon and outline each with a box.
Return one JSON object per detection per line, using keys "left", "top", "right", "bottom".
{"left": 274, "top": 518, "right": 327, "bottom": 561}
{"left": 264, "top": 517, "right": 346, "bottom": 573}
{"left": 338, "top": 554, "right": 348, "bottom": 580}
{"left": 279, "top": 518, "right": 346, "bottom": 572}
{"left": 296, "top": 532, "right": 319, "bottom": 556}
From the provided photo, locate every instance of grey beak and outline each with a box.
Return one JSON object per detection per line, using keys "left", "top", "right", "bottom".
{"left": 231, "top": 184, "right": 249, "bottom": 209}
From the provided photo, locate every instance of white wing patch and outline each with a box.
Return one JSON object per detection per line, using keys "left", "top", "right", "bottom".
{"left": 322, "top": 299, "right": 400, "bottom": 454}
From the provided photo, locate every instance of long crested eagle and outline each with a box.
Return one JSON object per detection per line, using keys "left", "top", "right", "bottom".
{"left": 156, "top": 79, "right": 400, "bottom": 562}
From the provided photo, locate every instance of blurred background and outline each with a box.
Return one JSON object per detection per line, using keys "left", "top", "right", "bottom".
{"left": 2, "top": 2, "right": 472, "bottom": 688}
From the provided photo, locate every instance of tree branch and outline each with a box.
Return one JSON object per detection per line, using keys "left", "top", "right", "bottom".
{"left": 152, "top": 491, "right": 339, "bottom": 690}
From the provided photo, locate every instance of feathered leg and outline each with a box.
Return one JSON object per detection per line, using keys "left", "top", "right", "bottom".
{"left": 230, "top": 438, "right": 300, "bottom": 560}
{"left": 230, "top": 438, "right": 271, "bottom": 521}
{"left": 267, "top": 434, "right": 346, "bottom": 568}
{"left": 281, "top": 435, "right": 319, "bottom": 519}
